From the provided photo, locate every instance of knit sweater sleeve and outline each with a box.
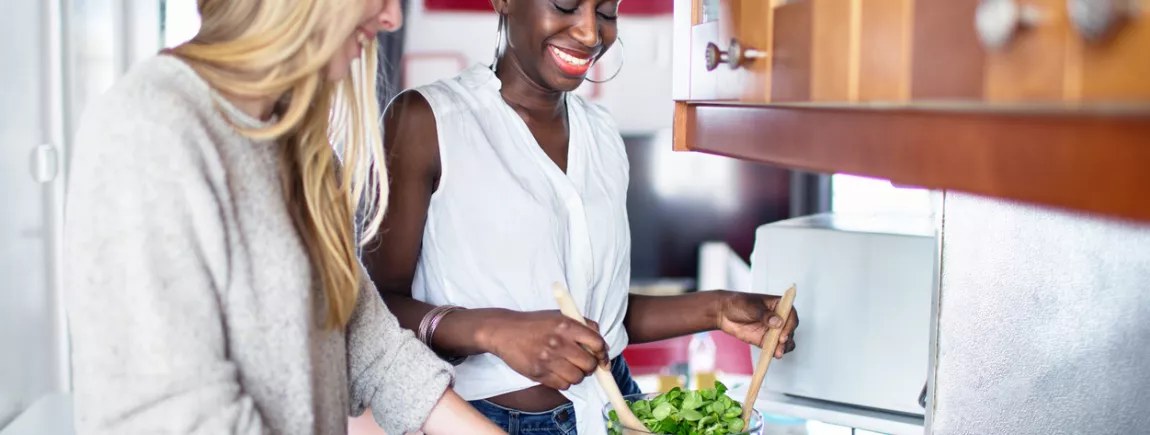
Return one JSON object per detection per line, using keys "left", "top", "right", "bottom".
{"left": 345, "top": 263, "right": 454, "bottom": 434}
{"left": 65, "top": 88, "right": 269, "bottom": 435}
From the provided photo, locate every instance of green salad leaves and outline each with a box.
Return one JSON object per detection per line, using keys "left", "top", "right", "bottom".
{"left": 607, "top": 381, "right": 749, "bottom": 435}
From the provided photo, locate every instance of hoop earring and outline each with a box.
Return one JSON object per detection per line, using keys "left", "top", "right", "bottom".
{"left": 491, "top": 14, "right": 506, "bottom": 73}
{"left": 584, "top": 37, "right": 625, "bottom": 84}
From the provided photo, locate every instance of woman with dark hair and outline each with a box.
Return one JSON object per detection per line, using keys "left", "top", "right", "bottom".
{"left": 365, "top": 1, "right": 799, "bottom": 433}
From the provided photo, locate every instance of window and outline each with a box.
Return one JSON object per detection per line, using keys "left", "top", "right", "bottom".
{"left": 831, "top": 174, "right": 935, "bottom": 217}
{"left": 161, "top": 0, "right": 200, "bottom": 47}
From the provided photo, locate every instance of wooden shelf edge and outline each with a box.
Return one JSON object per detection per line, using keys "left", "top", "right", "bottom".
{"left": 678, "top": 103, "right": 1150, "bottom": 223}
{"left": 673, "top": 102, "right": 694, "bottom": 151}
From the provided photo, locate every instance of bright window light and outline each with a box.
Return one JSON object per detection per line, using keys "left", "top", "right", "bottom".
{"left": 831, "top": 173, "right": 934, "bottom": 217}
{"left": 162, "top": 0, "right": 200, "bottom": 47}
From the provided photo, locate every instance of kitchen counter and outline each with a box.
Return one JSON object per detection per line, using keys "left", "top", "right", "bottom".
{"left": 729, "top": 384, "right": 924, "bottom": 435}
{"left": 0, "top": 394, "right": 72, "bottom": 435}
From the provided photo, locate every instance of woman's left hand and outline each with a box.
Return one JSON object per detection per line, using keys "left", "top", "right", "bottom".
{"left": 715, "top": 291, "right": 799, "bottom": 359}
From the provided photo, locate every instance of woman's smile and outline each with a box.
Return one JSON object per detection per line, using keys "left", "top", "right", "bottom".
{"left": 548, "top": 44, "right": 594, "bottom": 77}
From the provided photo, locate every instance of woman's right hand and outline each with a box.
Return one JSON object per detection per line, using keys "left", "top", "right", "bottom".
{"left": 480, "top": 310, "right": 610, "bottom": 391}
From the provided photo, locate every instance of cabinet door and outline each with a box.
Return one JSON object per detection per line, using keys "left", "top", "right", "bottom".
{"left": 857, "top": 0, "right": 914, "bottom": 102}
{"left": 689, "top": 0, "right": 773, "bottom": 101}
{"left": 701, "top": 0, "right": 918, "bottom": 104}
{"left": 1, "top": 0, "right": 66, "bottom": 420}
{"left": 811, "top": 0, "right": 851, "bottom": 102}
{"left": 771, "top": 0, "right": 813, "bottom": 102}
{"left": 685, "top": 0, "right": 966, "bottom": 104}
{"left": 982, "top": 0, "right": 1150, "bottom": 102}
{"left": 1075, "top": 0, "right": 1150, "bottom": 101}
{"left": 909, "top": 0, "right": 986, "bottom": 100}
{"left": 807, "top": 0, "right": 916, "bottom": 103}
{"left": 983, "top": 0, "right": 1072, "bottom": 101}
{"left": 678, "top": 0, "right": 1150, "bottom": 105}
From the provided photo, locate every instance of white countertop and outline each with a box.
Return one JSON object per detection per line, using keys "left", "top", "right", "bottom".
{"left": 730, "top": 385, "right": 926, "bottom": 435}
{"left": 1, "top": 393, "right": 73, "bottom": 435}
{"left": 0, "top": 389, "right": 926, "bottom": 435}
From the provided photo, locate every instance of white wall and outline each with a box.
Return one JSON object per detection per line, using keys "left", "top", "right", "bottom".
{"left": 933, "top": 193, "right": 1150, "bottom": 434}
{"left": 157, "top": 1, "right": 677, "bottom": 135}
{"left": 402, "top": 3, "right": 675, "bottom": 135}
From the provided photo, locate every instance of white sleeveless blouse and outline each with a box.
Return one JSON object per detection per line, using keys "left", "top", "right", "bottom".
{"left": 411, "top": 64, "right": 631, "bottom": 435}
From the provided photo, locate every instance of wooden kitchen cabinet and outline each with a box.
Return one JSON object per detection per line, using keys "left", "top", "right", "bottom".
{"left": 672, "top": 0, "right": 1150, "bottom": 223}
{"left": 680, "top": 0, "right": 945, "bottom": 103}
{"left": 984, "top": 0, "right": 1150, "bottom": 102}
{"left": 684, "top": 0, "right": 773, "bottom": 100}
{"left": 677, "top": 0, "right": 1150, "bottom": 103}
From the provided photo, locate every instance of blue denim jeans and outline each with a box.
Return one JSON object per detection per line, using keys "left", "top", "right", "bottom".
{"left": 470, "top": 357, "right": 643, "bottom": 435}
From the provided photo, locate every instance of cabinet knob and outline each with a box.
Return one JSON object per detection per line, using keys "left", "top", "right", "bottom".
{"left": 704, "top": 38, "right": 767, "bottom": 71}
{"left": 975, "top": 0, "right": 1044, "bottom": 50}
{"left": 918, "top": 381, "right": 928, "bottom": 408}
{"left": 29, "top": 143, "right": 59, "bottom": 184}
{"left": 1068, "top": 0, "right": 1137, "bottom": 42}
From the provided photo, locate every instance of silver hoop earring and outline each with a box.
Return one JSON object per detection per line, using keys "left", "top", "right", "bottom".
{"left": 584, "top": 37, "right": 625, "bottom": 84}
{"left": 491, "top": 14, "right": 506, "bottom": 73}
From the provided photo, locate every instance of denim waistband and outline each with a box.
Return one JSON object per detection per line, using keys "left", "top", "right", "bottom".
{"left": 469, "top": 356, "right": 643, "bottom": 435}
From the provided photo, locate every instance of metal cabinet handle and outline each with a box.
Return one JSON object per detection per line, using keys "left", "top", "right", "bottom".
{"left": 29, "top": 144, "right": 60, "bottom": 184}
{"left": 704, "top": 38, "right": 767, "bottom": 71}
{"left": 975, "top": 0, "right": 1044, "bottom": 50}
{"left": 918, "top": 381, "right": 928, "bottom": 408}
{"left": 1068, "top": 0, "right": 1139, "bottom": 42}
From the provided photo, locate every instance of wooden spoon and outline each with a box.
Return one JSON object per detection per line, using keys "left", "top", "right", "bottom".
{"left": 741, "top": 284, "right": 797, "bottom": 427}
{"left": 552, "top": 283, "right": 647, "bottom": 434}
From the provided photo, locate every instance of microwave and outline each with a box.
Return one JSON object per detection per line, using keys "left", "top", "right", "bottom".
{"left": 748, "top": 213, "right": 937, "bottom": 417}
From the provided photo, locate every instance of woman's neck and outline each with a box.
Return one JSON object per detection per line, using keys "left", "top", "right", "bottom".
{"left": 495, "top": 56, "right": 565, "bottom": 122}
{"left": 220, "top": 91, "right": 279, "bottom": 122}
{"left": 165, "top": 51, "right": 280, "bottom": 122}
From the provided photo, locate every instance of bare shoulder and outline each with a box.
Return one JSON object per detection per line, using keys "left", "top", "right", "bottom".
{"left": 383, "top": 90, "right": 441, "bottom": 188}
{"left": 384, "top": 90, "right": 436, "bottom": 130}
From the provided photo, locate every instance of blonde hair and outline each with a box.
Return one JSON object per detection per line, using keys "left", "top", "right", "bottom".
{"left": 173, "top": 0, "right": 388, "bottom": 329}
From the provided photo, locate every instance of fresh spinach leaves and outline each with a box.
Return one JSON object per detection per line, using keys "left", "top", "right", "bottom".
{"left": 607, "top": 381, "right": 750, "bottom": 435}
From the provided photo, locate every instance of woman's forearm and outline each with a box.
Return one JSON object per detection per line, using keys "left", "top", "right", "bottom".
{"left": 388, "top": 290, "right": 729, "bottom": 353}
{"left": 623, "top": 292, "right": 727, "bottom": 344}
{"left": 380, "top": 293, "right": 511, "bottom": 357}
{"left": 378, "top": 293, "right": 433, "bottom": 331}
{"left": 422, "top": 389, "right": 507, "bottom": 434}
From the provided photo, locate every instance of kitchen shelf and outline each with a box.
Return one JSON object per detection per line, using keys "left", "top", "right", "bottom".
{"left": 673, "top": 102, "right": 1150, "bottom": 223}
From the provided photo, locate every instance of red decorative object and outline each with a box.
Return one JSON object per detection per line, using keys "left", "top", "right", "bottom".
{"left": 622, "top": 336, "right": 691, "bottom": 376}
{"left": 619, "top": 0, "right": 673, "bottom": 15}
{"left": 621, "top": 332, "right": 753, "bottom": 377}
{"left": 424, "top": 0, "right": 489, "bottom": 12}
{"left": 424, "top": 0, "right": 671, "bottom": 15}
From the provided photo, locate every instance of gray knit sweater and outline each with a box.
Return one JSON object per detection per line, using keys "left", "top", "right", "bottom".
{"left": 63, "top": 55, "right": 451, "bottom": 435}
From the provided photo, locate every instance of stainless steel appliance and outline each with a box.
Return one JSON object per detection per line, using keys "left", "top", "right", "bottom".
{"left": 749, "top": 213, "right": 937, "bottom": 417}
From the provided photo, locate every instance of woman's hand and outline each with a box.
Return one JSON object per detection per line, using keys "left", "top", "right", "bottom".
{"left": 479, "top": 310, "right": 609, "bottom": 391}
{"left": 715, "top": 291, "right": 799, "bottom": 359}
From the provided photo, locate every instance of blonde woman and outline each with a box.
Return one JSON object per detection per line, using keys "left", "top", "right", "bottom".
{"left": 62, "top": 1, "right": 505, "bottom": 434}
